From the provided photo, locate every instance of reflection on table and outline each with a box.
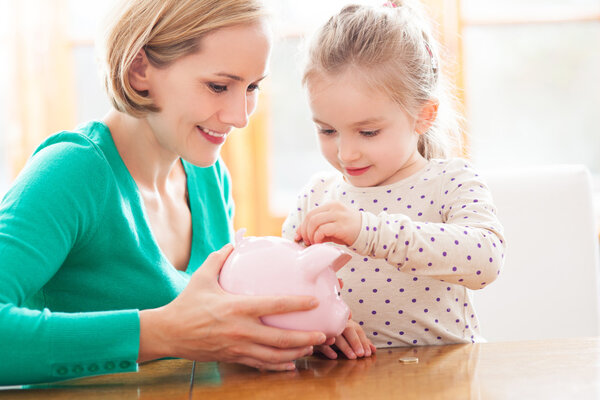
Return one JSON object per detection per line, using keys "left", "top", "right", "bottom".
{"left": 2, "top": 337, "right": 599, "bottom": 399}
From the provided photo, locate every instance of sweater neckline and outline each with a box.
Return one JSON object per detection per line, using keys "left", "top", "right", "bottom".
{"left": 88, "top": 120, "right": 196, "bottom": 274}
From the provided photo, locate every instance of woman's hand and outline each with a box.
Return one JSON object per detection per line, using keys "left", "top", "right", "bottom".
{"left": 294, "top": 201, "right": 361, "bottom": 246}
{"left": 315, "top": 319, "right": 376, "bottom": 360}
{"left": 138, "top": 244, "right": 327, "bottom": 371}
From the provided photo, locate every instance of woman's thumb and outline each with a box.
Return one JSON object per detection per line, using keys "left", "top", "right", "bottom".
{"left": 198, "top": 243, "right": 234, "bottom": 277}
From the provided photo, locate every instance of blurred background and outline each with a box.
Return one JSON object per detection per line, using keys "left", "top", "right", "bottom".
{"left": 0, "top": 0, "right": 599, "bottom": 237}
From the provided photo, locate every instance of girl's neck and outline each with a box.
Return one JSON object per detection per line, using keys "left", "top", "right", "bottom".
{"left": 377, "top": 149, "right": 428, "bottom": 187}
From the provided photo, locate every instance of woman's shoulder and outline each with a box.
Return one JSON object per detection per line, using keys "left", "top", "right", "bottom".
{"left": 32, "top": 121, "right": 112, "bottom": 166}
{"left": 19, "top": 122, "right": 114, "bottom": 191}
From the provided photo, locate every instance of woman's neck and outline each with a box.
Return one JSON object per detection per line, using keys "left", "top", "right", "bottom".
{"left": 103, "top": 110, "right": 182, "bottom": 194}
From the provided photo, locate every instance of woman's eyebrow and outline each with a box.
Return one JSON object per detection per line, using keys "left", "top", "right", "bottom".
{"left": 214, "top": 72, "right": 268, "bottom": 82}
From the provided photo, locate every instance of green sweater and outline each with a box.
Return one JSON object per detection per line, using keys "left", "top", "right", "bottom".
{"left": 0, "top": 121, "right": 234, "bottom": 385}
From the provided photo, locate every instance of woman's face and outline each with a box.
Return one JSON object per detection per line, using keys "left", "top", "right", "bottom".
{"left": 143, "top": 21, "right": 271, "bottom": 167}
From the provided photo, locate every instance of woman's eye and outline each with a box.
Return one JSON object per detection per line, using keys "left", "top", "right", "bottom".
{"left": 208, "top": 83, "right": 227, "bottom": 93}
{"left": 360, "top": 130, "right": 380, "bottom": 137}
{"left": 247, "top": 83, "right": 260, "bottom": 93}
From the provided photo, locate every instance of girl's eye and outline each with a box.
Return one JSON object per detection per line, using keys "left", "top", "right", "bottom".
{"left": 208, "top": 83, "right": 227, "bottom": 93}
{"left": 318, "top": 128, "right": 336, "bottom": 136}
{"left": 247, "top": 83, "right": 260, "bottom": 93}
{"left": 360, "top": 130, "right": 380, "bottom": 137}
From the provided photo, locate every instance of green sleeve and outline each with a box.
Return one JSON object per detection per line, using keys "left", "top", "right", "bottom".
{"left": 0, "top": 136, "right": 139, "bottom": 385}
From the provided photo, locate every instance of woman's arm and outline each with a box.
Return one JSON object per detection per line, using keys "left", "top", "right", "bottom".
{"left": 139, "top": 244, "right": 326, "bottom": 371}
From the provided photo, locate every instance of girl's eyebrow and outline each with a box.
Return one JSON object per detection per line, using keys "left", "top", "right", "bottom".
{"left": 350, "top": 117, "right": 384, "bottom": 128}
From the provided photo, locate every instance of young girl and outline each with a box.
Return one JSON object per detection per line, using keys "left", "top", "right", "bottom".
{"left": 282, "top": 1, "right": 505, "bottom": 357}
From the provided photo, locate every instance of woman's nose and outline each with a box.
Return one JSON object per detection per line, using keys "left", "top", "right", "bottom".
{"left": 221, "top": 92, "right": 249, "bottom": 129}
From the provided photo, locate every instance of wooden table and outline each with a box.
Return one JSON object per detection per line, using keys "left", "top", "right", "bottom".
{"left": 2, "top": 337, "right": 600, "bottom": 399}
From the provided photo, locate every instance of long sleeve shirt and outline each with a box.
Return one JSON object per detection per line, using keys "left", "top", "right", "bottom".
{"left": 0, "top": 121, "right": 234, "bottom": 385}
{"left": 283, "top": 158, "right": 505, "bottom": 347}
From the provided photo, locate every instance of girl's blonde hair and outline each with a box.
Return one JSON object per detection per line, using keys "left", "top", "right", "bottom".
{"left": 100, "top": 0, "right": 266, "bottom": 117}
{"left": 303, "top": 0, "right": 460, "bottom": 159}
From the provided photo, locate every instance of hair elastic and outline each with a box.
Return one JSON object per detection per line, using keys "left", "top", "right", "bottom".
{"left": 424, "top": 41, "right": 438, "bottom": 75}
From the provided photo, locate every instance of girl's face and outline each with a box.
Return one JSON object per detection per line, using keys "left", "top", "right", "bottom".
{"left": 140, "top": 21, "right": 271, "bottom": 167}
{"left": 307, "top": 68, "right": 427, "bottom": 187}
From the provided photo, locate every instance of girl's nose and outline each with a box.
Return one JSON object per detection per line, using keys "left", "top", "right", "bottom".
{"left": 337, "top": 135, "right": 360, "bottom": 163}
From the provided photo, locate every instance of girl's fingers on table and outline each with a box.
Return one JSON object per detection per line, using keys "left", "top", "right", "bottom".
{"left": 332, "top": 335, "right": 356, "bottom": 359}
{"left": 315, "top": 344, "right": 338, "bottom": 360}
{"left": 342, "top": 326, "right": 365, "bottom": 357}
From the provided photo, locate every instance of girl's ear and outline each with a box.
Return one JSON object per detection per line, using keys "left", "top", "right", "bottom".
{"left": 129, "top": 49, "right": 151, "bottom": 92}
{"left": 415, "top": 99, "right": 439, "bottom": 135}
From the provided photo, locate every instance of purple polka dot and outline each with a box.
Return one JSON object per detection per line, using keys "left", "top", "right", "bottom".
{"left": 373, "top": 199, "right": 378, "bottom": 203}
{"left": 373, "top": 331, "right": 378, "bottom": 335}
{"left": 399, "top": 288, "right": 404, "bottom": 292}
{"left": 385, "top": 321, "right": 391, "bottom": 325}
{"left": 373, "top": 289, "right": 378, "bottom": 293}
{"left": 442, "top": 251, "right": 447, "bottom": 256}
{"left": 424, "top": 308, "right": 429, "bottom": 313}
{"left": 412, "top": 298, "right": 417, "bottom": 303}
{"left": 398, "top": 310, "right": 404, "bottom": 314}
{"left": 399, "top": 331, "right": 405, "bottom": 335}
{"left": 371, "top": 310, "right": 377, "bottom": 315}
{"left": 452, "top": 266, "right": 457, "bottom": 271}
{"left": 359, "top": 299, "right": 364, "bottom": 303}
{"left": 467, "top": 255, "right": 472, "bottom": 260}
{"left": 476, "top": 270, "right": 481, "bottom": 275}
{"left": 359, "top": 321, "right": 364, "bottom": 325}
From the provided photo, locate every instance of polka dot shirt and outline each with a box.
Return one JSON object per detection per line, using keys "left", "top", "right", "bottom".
{"left": 282, "top": 158, "right": 505, "bottom": 348}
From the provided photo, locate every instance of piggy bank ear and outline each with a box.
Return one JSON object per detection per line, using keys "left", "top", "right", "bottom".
{"left": 234, "top": 228, "right": 247, "bottom": 246}
{"left": 299, "top": 244, "right": 352, "bottom": 282}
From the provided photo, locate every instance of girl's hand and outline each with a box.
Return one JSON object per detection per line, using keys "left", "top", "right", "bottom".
{"left": 138, "top": 244, "right": 327, "bottom": 371}
{"left": 294, "top": 201, "right": 361, "bottom": 246}
{"left": 315, "top": 319, "right": 376, "bottom": 360}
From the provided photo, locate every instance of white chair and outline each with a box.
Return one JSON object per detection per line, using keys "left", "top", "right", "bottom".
{"left": 472, "top": 164, "right": 600, "bottom": 342}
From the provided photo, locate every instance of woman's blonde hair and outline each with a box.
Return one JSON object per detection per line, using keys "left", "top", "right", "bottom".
{"left": 100, "top": 0, "right": 266, "bottom": 117}
{"left": 303, "top": 0, "right": 461, "bottom": 159}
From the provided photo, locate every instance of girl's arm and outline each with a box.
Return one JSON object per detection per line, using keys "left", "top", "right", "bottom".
{"left": 350, "top": 168, "right": 504, "bottom": 290}
{"left": 293, "top": 166, "right": 505, "bottom": 290}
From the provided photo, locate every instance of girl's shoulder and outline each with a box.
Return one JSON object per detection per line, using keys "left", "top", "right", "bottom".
{"left": 304, "top": 169, "right": 342, "bottom": 191}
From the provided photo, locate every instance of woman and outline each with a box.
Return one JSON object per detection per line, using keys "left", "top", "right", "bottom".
{"left": 0, "top": 0, "right": 326, "bottom": 385}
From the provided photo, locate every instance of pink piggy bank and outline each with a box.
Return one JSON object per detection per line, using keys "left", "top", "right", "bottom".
{"left": 219, "top": 229, "right": 352, "bottom": 337}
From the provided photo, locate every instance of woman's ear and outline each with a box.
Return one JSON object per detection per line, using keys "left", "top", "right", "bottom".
{"left": 415, "top": 99, "right": 439, "bottom": 135}
{"left": 128, "top": 49, "right": 150, "bottom": 93}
